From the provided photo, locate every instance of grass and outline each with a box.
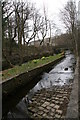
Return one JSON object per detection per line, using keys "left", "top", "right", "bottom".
{"left": 2, "top": 53, "right": 64, "bottom": 81}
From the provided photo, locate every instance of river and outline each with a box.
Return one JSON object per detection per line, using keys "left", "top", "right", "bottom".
{"left": 3, "top": 50, "right": 76, "bottom": 118}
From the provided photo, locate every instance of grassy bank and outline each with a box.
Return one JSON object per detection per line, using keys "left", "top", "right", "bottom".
{"left": 2, "top": 53, "right": 64, "bottom": 81}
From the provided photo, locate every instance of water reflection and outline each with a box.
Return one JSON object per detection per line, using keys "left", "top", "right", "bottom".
{"left": 7, "top": 50, "right": 75, "bottom": 118}
{"left": 29, "top": 51, "right": 75, "bottom": 94}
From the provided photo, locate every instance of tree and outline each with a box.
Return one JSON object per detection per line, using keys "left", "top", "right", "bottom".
{"left": 2, "top": 1, "right": 16, "bottom": 67}
{"left": 2, "top": 0, "right": 36, "bottom": 66}
{"left": 31, "top": 9, "right": 41, "bottom": 46}
{"left": 40, "top": 6, "right": 48, "bottom": 45}
{"left": 48, "top": 20, "right": 56, "bottom": 45}
{"left": 60, "top": 0, "right": 77, "bottom": 51}
{"left": 27, "top": 9, "right": 41, "bottom": 45}
{"left": 13, "top": 1, "right": 34, "bottom": 65}
{"left": 2, "top": 1, "right": 14, "bottom": 47}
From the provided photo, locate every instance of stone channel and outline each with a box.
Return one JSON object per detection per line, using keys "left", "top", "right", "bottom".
{"left": 27, "top": 85, "right": 72, "bottom": 119}
{"left": 5, "top": 51, "right": 76, "bottom": 119}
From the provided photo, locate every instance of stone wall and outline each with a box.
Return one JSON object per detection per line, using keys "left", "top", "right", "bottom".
{"left": 2, "top": 56, "right": 65, "bottom": 97}
{"left": 66, "top": 56, "right": 79, "bottom": 118}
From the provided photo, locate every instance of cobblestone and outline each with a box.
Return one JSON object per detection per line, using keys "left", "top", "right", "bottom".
{"left": 55, "top": 114, "right": 61, "bottom": 118}
{"left": 60, "top": 101, "right": 63, "bottom": 104}
{"left": 46, "top": 98, "right": 50, "bottom": 101}
{"left": 43, "top": 109, "right": 49, "bottom": 113}
{"left": 43, "top": 101, "right": 50, "bottom": 106}
{"left": 37, "top": 103, "right": 41, "bottom": 106}
{"left": 37, "top": 111, "right": 44, "bottom": 115}
{"left": 58, "top": 95, "right": 63, "bottom": 98}
{"left": 39, "top": 106, "right": 44, "bottom": 110}
{"left": 59, "top": 98, "right": 64, "bottom": 101}
{"left": 42, "top": 113, "right": 47, "bottom": 117}
{"left": 55, "top": 101, "right": 59, "bottom": 104}
{"left": 41, "top": 103, "right": 46, "bottom": 107}
{"left": 56, "top": 110, "right": 63, "bottom": 114}
{"left": 54, "top": 105, "right": 60, "bottom": 109}
{"left": 28, "top": 85, "right": 72, "bottom": 119}
{"left": 46, "top": 106, "right": 51, "bottom": 110}
{"left": 50, "top": 103, "right": 55, "bottom": 107}
{"left": 51, "top": 108, "right": 55, "bottom": 112}
{"left": 52, "top": 99, "right": 55, "bottom": 102}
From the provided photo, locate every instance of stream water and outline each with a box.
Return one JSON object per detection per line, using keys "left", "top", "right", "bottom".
{"left": 3, "top": 50, "right": 76, "bottom": 118}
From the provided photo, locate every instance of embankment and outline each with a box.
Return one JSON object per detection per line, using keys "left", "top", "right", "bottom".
{"left": 2, "top": 55, "right": 65, "bottom": 97}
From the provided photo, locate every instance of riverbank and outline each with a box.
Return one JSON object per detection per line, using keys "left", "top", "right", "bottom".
{"left": 65, "top": 56, "right": 79, "bottom": 119}
{"left": 4, "top": 50, "right": 75, "bottom": 119}
{"left": 2, "top": 53, "right": 64, "bottom": 81}
{"left": 2, "top": 46, "right": 60, "bottom": 70}
{"left": 63, "top": 54, "right": 80, "bottom": 119}
{"left": 2, "top": 54, "right": 65, "bottom": 97}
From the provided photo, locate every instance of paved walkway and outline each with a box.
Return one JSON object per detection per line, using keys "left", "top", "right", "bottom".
{"left": 28, "top": 85, "right": 72, "bottom": 119}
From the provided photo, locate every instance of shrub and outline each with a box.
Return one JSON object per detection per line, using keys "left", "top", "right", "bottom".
{"left": 33, "top": 59, "right": 38, "bottom": 63}
{"left": 41, "top": 56, "right": 45, "bottom": 60}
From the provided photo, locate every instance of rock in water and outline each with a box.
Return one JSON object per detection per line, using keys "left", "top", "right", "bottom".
{"left": 64, "top": 68, "right": 68, "bottom": 71}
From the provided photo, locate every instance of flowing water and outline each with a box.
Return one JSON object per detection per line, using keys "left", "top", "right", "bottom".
{"left": 3, "top": 50, "right": 76, "bottom": 118}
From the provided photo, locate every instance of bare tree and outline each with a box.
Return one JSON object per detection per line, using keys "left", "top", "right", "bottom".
{"left": 48, "top": 20, "right": 56, "bottom": 45}
{"left": 32, "top": 9, "right": 41, "bottom": 46}
{"left": 60, "top": 0, "right": 77, "bottom": 50}
{"left": 2, "top": 1, "right": 16, "bottom": 67}
{"left": 40, "top": 6, "right": 48, "bottom": 45}
{"left": 13, "top": 1, "right": 35, "bottom": 65}
{"left": 26, "top": 8, "right": 41, "bottom": 45}
{"left": 2, "top": 1, "right": 14, "bottom": 46}
{"left": 2, "top": 0, "right": 36, "bottom": 66}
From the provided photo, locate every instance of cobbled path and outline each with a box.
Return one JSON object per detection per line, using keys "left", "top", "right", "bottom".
{"left": 28, "top": 84, "right": 72, "bottom": 119}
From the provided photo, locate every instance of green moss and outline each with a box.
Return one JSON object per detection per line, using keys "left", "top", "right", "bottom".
{"left": 2, "top": 53, "right": 64, "bottom": 80}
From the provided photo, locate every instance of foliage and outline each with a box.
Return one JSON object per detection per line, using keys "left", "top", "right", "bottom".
{"left": 2, "top": 0, "right": 56, "bottom": 67}
{"left": 41, "top": 56, "right": 45, "bottom": 60}
{"left": 2, "top": 53, "right": 63, "bottom": 80}
{"left": 33, "top": 59, "right": 38, "bottom": 63}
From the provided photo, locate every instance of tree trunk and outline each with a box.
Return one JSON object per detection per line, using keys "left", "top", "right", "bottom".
{"left": 3, "top": 50, "right": 14, "bottom": 68}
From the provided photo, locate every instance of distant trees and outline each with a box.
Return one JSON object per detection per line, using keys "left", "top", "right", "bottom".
{"left": 2, "top": 1, "right": 14, "bottom": 47}
{"left": 2, "top": 0, "right": 56, "bottom": 46}
{"left": 60, "top": 0, "right": 77, "bottom": 52}
{"left": 40, "top": 7, "right": 48, "bottom": 45}
{"left": 27, "top": 8, "right": 41, "bottom": 45}
{"left": 2, "top": 0, "right": 56, "bottom": 66}
{"left": 2, "top": 1, "right": 16, "bottom": 67}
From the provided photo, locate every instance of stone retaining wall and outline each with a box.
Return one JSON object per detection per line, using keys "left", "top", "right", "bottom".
{"left": 66, "top": 56, "right": 79, "bottom": 118}
{"left": 2, "top": 56, "right": 65, "bottom": 97}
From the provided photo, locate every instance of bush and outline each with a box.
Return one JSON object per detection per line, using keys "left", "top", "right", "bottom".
{"left": 33, "top": 59, "right": 38, "bottom": 63}
{"left": 41, "top": 56, "right": 45, "bottom": 60}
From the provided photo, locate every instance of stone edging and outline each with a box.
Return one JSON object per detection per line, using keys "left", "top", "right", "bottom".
{"left": 66, "top": 57, "right": 79, "bottom": 118}
{"left": 2, "top": 55, "right": 65, "bottom": 97}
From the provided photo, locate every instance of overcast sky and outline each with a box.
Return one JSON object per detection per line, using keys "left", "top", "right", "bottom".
{"left": 29, "top": 0, "right": 80, "bottom": 33}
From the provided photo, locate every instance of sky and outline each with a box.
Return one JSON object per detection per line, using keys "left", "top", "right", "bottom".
{"left": 29, "top": 0, "right": 80, "bottom": 33}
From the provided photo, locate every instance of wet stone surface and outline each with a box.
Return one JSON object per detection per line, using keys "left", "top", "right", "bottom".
{"left": 28, "top": 85, "right": 72, "bottom": 119}
{"left": 6, "top": 51, "right": 75, "bottom": 119}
